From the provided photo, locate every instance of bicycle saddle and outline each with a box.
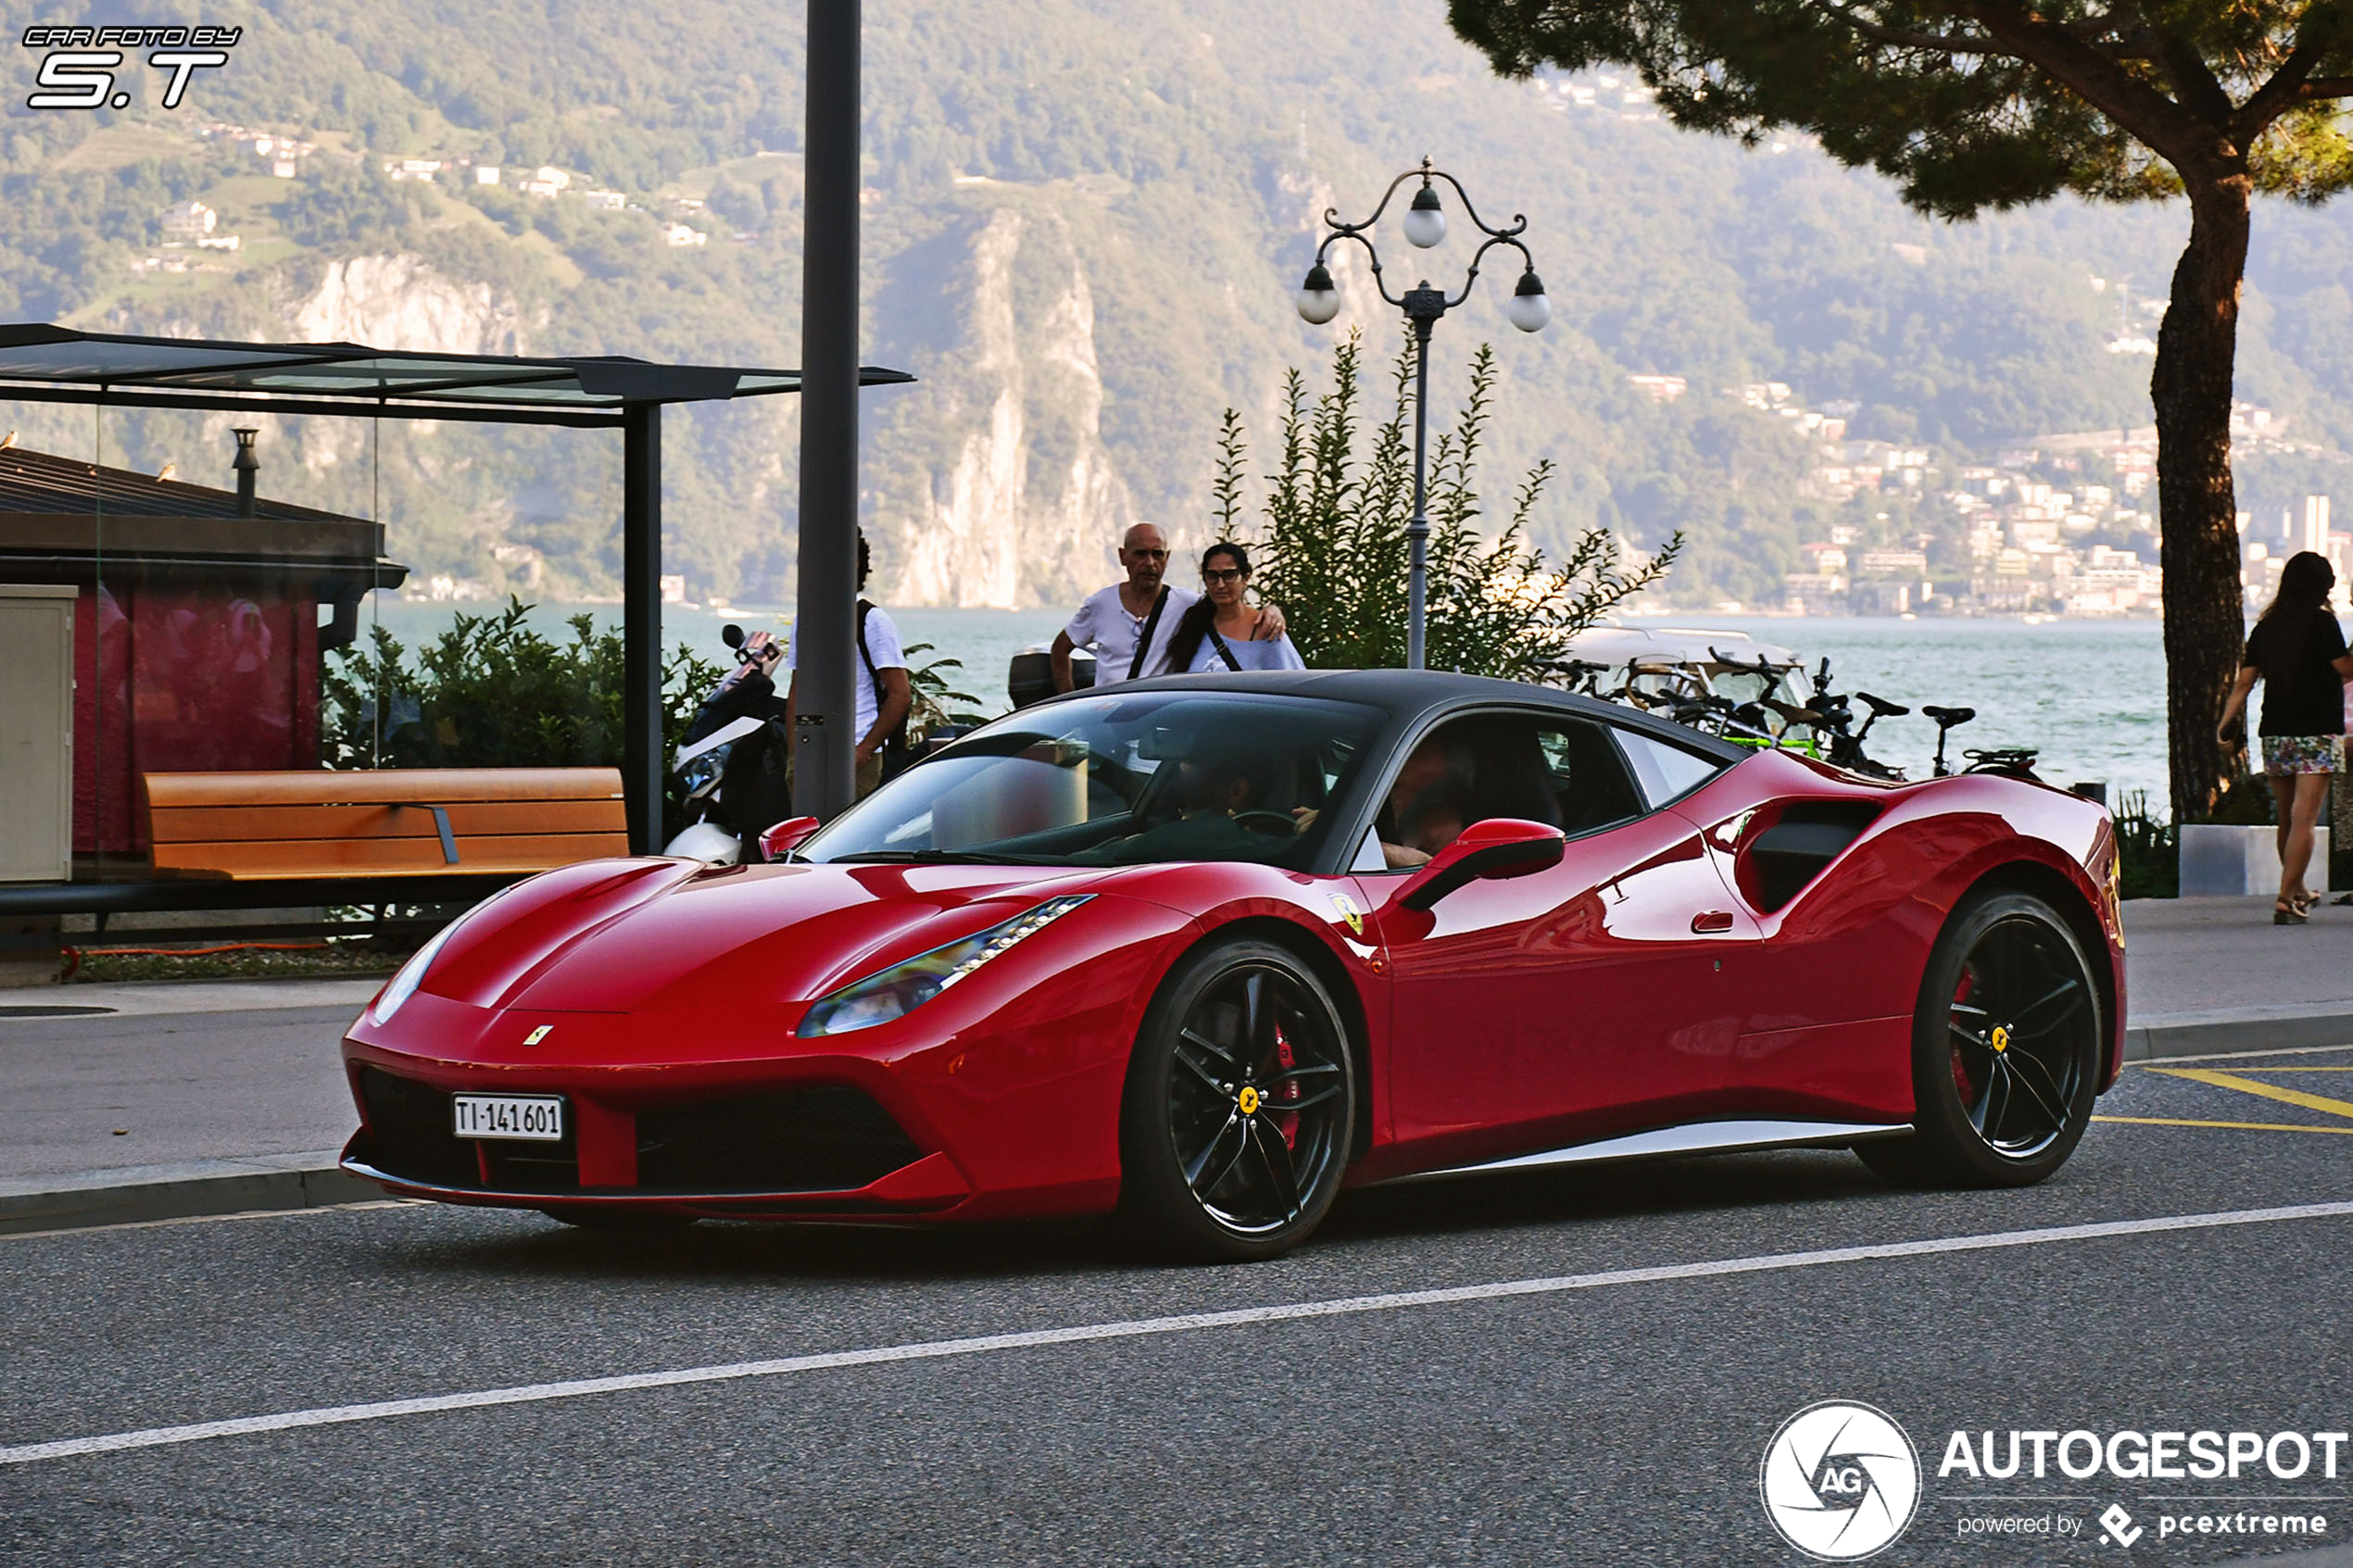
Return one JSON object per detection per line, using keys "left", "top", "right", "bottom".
{"left": 1762, "top": 697, "right": 1827, "bottom": 726}
{"left": 1922, "top": 705, "right": 1975, "bottom": 726}
{"left": 1856, "top": 691, "right": 1910, "bottom": 717}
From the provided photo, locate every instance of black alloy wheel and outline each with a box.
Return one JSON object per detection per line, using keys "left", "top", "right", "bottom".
{"left": 1120, "top": 938, "right": 1355, "bottom": 1261}
{"left": 1858, "top": 889, "right": 2101, "bottom": 1187}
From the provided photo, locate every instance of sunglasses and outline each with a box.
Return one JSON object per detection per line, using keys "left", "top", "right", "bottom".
{"left": 1202, "top": 568, "right": 1246, "bottom": 584}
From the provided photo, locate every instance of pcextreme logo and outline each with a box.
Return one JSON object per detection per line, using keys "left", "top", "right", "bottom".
{"left": 1760, "top": 1400, "right": 1923, "bottom": 1561}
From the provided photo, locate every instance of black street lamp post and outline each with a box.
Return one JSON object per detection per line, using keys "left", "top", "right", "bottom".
{"left": 1295, "top": 157, "right": 1550, "bottom": 670}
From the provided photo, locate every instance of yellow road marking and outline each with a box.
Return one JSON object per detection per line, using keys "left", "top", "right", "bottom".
{"left": 2149, "top": 1068, "right": 2353, "bottom": 1122}
{"left": 2217, "top": 1066, "right": 2353, "bottom": 1073}
{"left": 2095, "top": 1115, "right": 2353, "bottom": 1135}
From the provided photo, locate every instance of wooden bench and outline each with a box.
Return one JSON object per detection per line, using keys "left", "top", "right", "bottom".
{"left": 140, "top": 769, "right": 630, "bottom": 880}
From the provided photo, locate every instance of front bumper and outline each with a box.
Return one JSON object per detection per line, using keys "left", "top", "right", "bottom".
{"left": 340, "top": 1061, "right": 979, "bottom": 1219}
{"left": 337, "top": 918, "right": 1167, "bottom": 1223}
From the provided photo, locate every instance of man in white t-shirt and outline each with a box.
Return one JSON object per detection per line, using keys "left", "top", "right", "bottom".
{"left": 1051, "top": 522, "right": 1283, "bottom": 691}
{"left": 786, "top": 533, "right": 911, "bottom": 798}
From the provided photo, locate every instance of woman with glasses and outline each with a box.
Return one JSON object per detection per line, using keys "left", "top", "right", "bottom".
{"left": 1165, "top": 541, "right": 1305, "bottom": 673}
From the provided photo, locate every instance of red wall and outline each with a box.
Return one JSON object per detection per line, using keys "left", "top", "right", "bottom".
{"left": 71, "top": 581, "right": 321, "bottom": 854}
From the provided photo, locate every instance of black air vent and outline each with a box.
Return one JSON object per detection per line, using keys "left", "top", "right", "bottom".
{"left": 355, "top": 1066, "right": 581, "bottom": 1190}
{"left": 356, "top": 1066, "right": 479, "bottom": 1186}
{"left": 1744, "top": 802, "right": 1881, "bottom": 912}
{"left": 635, "top": 1086, "right": 923, "bottom": 1193}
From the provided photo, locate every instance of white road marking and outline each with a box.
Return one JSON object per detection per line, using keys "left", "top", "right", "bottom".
{"left": 7, "top": 1198, "right": 2352, "bottom": 1467}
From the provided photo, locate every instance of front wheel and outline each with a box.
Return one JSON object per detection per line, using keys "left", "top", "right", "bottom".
{"left": 1861, "top": 890, "right": 2101, "bottom": 1187}
{"left": 1119, "top": 939, "right": 1355, "bottom": 1261}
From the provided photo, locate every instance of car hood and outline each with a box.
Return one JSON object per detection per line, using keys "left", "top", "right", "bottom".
{"left": 422, "top": 858, "right": 1142, "bottom": 1015}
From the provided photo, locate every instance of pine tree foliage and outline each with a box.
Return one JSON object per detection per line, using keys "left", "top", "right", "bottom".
{"left": 1445, "top": 0, "right": 2353, "bottom": 814}
{"left": 1222, "top": 333, "right": 1679, "bottom": 678}
{"left": 1448, "top": 4, "right": 2353, "bottom": 219}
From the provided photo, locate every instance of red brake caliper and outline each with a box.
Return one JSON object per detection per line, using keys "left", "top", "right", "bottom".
{"left": 1274, "top": 1026, "right": 1301, "bottom": 1149}
{"left": 1951, "top": 969, "right": 1979, "bottom": 1100}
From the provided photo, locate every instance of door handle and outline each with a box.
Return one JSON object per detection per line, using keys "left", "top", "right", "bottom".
{"left": 1691, "top": 910, "right": 1735, "bottom": 934}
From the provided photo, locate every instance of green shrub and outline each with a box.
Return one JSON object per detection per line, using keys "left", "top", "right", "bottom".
{"left": 1216, "top": 334, "right": 1679, "bottom": 679}
{"left": 2112, "top": 789, "right": 2177, "bottom": 901}
{"left": 321, "top": 597, "right": 724, "bottom": 844}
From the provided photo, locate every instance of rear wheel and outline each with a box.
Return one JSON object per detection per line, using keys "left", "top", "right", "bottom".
{"left": 1119, "top": 939, "right": 1355, "bottom": 1261}
{"left": 1860, "top": 890, "right": 2100, "bottom": 1187}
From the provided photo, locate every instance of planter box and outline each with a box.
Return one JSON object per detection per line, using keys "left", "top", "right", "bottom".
{"left": 2179, "top": 823, "right": 2334, "bottom": 897}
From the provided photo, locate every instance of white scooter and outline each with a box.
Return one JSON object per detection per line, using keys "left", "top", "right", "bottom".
{"left": 662, "top": 624, "right": 790, "bottom": 862}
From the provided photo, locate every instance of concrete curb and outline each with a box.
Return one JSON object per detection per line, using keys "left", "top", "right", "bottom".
{"left": 2126, "top": 1005, "right": 2353, "bottom": 1062}
{"left": 0, "top": 1150, "right": 378, "bottom": 1236}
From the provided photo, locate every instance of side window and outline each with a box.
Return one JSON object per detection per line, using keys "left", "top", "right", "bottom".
{"left": 1614, "top": 728, "right": 1729, "bottom": 809}
{"left": 1367, "top": 712, "right": 1648, "bottom": 871}
{"left": 1530, "top": 719, "right": 1646, "bottom": 836}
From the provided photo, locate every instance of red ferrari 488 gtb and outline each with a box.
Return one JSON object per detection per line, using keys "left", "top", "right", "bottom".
{"left": 341, "top": 671, "right": 2124, "bottom": 1260}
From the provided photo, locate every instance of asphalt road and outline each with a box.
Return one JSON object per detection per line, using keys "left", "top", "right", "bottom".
{"left": 5, "top": 1049, "right": 2353, "bottom": 1566}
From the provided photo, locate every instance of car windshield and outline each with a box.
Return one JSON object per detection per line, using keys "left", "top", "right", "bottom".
{"left": 799, "top": 691, "right": 1386, "bottom": 870}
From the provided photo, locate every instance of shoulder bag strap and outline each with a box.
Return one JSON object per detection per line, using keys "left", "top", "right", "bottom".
{"left": 856, "top": 600, "right": 900, "bottom": 733}
{"left": 1205, "top": 624, "right": 1243, "bottom": 671}
{"left": 1128, "top": 585, "right": 1172, "bottom": 681}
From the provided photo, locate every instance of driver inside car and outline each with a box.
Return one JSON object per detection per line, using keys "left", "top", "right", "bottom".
{"left": 1073, "top": 745, "right": 1289, "bottom": 864}
{"left": 1294, "top": 731, "right": 1475, "bottom": 868}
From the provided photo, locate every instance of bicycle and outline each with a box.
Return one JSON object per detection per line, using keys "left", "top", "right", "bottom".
{"left": 1805, "top": 657, "right": 1909, "bottom": 780}
{"left": 1923, "top": 704, "right": 2042, "bottom": 781}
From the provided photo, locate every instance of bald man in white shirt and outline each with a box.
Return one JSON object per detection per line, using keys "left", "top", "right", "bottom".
{"left": 1051, "top": 523, "right": 1283, "bottom": 691}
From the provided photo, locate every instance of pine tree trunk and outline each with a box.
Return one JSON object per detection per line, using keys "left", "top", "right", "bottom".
{"left": 2152, "top": 169, "right": 2252, "bottom": 821}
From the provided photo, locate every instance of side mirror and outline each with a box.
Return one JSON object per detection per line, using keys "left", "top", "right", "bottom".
{"left": 757, "top": 815, "right": 822, "bottom": 862}
{"left": 1398, "top": 818, "right": 1567, "bottom": 911}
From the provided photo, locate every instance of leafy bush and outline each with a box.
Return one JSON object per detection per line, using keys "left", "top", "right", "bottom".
{"left": 903, "top": 642, "right": 985, "bottom": 737}
{"left": 2112, "top": 789, "right": 2177, "bottom": 901}
{"left": 321, "top": 597, "right": 724, "bottom": 843}
{"left": 1215, "top": 335, "right": 1679, "bottom": 679}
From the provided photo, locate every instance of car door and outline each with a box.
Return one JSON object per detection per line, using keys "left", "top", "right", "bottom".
{"left": 1368, "top": 710, "right": 1759, "bottom": 1170}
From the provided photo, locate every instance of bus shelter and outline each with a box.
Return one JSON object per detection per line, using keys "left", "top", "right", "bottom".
{"left": 0, "top": 323, "right": 911, "bottom": 930}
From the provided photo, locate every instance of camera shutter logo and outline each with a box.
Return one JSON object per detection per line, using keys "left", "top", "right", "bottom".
{"left": 1759, "top": 1400, "right": 1921, "bottom": 1560}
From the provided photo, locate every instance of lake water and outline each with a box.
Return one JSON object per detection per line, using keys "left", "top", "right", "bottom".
{"left": 364, "top": 599, "right": 2178, "bottom": 810}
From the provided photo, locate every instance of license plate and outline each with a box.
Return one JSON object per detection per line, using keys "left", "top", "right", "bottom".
{"left": 452, "top": 1094, "right": 566, "bottom": 1142}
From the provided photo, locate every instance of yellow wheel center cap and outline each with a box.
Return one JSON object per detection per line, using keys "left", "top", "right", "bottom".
{"left": 1991, "top": 1025, "right": 2010, "bottom": 1053}
{"left": 1238, "top": 1085, "right": 1261, "bottom": 1115}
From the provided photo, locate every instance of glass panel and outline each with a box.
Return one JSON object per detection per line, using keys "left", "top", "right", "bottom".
{"left": 0, "top": 338, "right": 325, "bottom": 383}
{"left": 1615, "top": 728, "right": 1729, "bottom": 809}
{"left": 802, "top": 692, "right": 1385, "bottom": 870}
{"left": 1531, "top": 719, "right": 1648, "bottom": 834}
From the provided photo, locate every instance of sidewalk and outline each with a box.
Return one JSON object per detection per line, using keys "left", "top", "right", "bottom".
{"left": 3, "top": 899, "right": 2349, "bottom": 1233}
{"left": 0, "top": 979, "right": 383, "bottom": 1232}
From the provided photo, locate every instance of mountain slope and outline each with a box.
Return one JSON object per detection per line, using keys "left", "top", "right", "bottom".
{"left": 3, "top": 0, "right": 2348, "bottom": 607}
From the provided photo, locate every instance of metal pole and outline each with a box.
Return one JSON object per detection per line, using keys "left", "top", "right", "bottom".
{"left": 1406, "top": 315, "right": 1433, "bottom": 671}
{"left": 621, "top": 402, "right": 662, "bottom": 853}
{"left": 794, "top": 0, "right": 862, "bottom": 820}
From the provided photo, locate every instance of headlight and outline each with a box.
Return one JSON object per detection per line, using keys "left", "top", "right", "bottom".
{"left": 798, "top": 895, "right": 1093, "bottom": 1037}
{"left": 371, "top": 920, "right": 459, "bottom": 1024}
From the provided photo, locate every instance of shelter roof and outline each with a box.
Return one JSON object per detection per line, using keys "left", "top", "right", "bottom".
{"left": 0, "top": 325, "right": 914, "bottom": 427}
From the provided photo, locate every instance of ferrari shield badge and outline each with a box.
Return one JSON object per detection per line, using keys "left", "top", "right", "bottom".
{"left": 1327, "top": 893, "right": 1364, "bottom": 937}
{"left": 522, "top": 1025, "right": 553, "bottom": 1047}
